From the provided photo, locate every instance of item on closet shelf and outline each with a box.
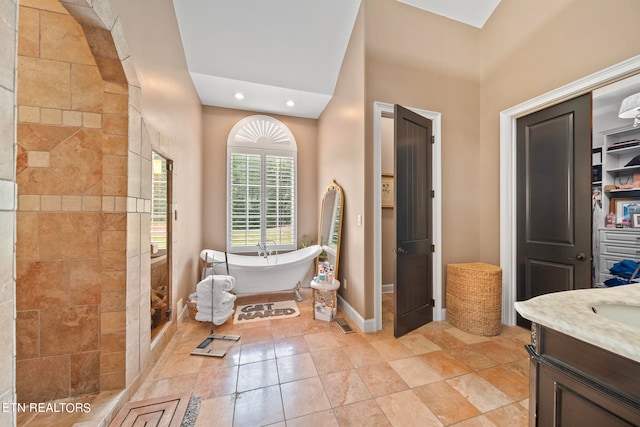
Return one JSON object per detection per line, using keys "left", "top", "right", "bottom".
{"left": 605, "top": 212, "right": 616, "bottom": 228}
{"left": 625, "top": 155, "right": 640, "bottom": 167}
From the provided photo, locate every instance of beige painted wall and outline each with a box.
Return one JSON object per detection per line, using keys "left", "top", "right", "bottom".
{"left": 363, "top": 0, "right": 481, "bottom": 317}
{"left": 317, "top": 5, "right": 366, "bottom": 314}
{"left": 111, "top": 0, "right": 203, "bottom": 325}
{"left": 0, "top": 0, "right": 17, "bottom": 423}
{"left": 201, "top": 107, "right": 318, "bottom": 253}
{"left": 477, "top": 0, "right": 640, "bottom": 264}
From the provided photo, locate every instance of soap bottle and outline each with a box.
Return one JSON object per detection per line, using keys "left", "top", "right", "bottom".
{"left": 327, "top": 266, "right": 334, "bottom": 284}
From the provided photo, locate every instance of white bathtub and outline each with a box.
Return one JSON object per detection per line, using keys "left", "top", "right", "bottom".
{"left": 200, "top": 245, "right": 322, "bottom": 300}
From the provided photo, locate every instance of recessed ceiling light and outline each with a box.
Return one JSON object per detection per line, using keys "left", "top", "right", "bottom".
{"left": 286, "top": 100, "right": 295, "bottom": 107}
{"left": 234, "top": 92, "right": 244, "bottom": 100}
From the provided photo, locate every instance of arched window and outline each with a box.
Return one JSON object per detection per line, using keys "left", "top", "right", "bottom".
{"left": 227, "top": 115, "right": 297, "bottom": 252}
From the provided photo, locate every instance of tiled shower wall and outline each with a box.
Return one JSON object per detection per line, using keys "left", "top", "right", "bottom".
{"left": 15, "top": 0, "right": 128, "bottom": 402}
{"left": 0, "top": 0, "right": 18, "bottom": 424}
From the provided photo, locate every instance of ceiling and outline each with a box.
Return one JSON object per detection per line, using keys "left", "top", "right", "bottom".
{"left": 172, "top": 0, "right": 501, "bottom": 119}
{"left": 593, "top": 74, "right": 640, "bottom": 136}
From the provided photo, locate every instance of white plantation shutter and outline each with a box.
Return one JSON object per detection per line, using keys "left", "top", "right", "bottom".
{"left": 227, "top": 116, "right": 297, "bottom": 252}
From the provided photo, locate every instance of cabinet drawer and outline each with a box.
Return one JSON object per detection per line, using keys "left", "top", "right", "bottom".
{"left": 599, "top": 229, "right": 640, "bottom": 244}
{"left": 600, "top": 255, "right": 629, "bottom": 273}
{"left": 600, "top": 243, "right": 640, "bottom": 257}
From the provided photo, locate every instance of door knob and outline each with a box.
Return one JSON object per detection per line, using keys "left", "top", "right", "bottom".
{"left": 396, "top": 247, "right": 407, "bottom": 254}
{"left": 576, "top": 253, "right": 586, "bottom": 261}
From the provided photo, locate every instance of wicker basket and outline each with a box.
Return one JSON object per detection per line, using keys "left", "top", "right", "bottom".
{"left": 446, "top": 263, "right": 502, "bottom": 336}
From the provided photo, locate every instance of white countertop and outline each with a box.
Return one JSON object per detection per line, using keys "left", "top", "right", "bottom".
{"left": 514, "top": 284, "right": 640, "bottom": 363}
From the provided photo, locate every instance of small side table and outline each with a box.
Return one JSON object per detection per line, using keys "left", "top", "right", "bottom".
{"left": 310, "top": 279, "right": 340, "bottom": 321}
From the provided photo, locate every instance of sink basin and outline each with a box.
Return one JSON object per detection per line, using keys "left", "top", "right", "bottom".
{"left": 591, "top": 303, "right": 640, "bottom": 330}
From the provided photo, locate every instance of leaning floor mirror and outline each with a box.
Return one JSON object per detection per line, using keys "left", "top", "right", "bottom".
{"left": 318, "top": 180, "right": 344, "bottom": 278}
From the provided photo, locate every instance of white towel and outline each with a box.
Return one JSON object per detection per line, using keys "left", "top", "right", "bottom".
{"left": 195, "top": 306, "right": 234, "bottom": 325}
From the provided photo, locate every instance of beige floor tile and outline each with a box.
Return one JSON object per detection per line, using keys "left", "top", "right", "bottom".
{"left": 413, "top": 381, "right": 481, "bottom": 425}
{"left": 286, "top": 409, "right": 339, "bottom": 427}
{"left": 389, "top": 356, "right": 443, "bottom": 388}
{"left": 450, "top": 415, "right": 497, "bottom": 426}
{"left": 447, "top": 373, "right": 514, "bottom": 413}
{"left": 398, "top": 333, "right": 442, "bottom": 355}
{"left": 470, "top": 338, "right": 528, "bottom": 365}
{"left": 148, "top": 352, "right": 203, "bottom": 379}
{"left": 133, "top": 373, "right": 199, "bottom": 400}
{"left": 195, "top": 395, "right": 235, "bottom": 427}
{"left": 444, "top": 327, "right": 491, "bottom": 345}
{"left": 376, "top": 390, "right": 443, "bottom": 427}
{"left": 321, "top": 369, "right": 372, "bottom": 407}
{"left": 277, "top": 353, "right": 318, "bottom": 384}
{"left": 238, "top": 324, "right": 273, "bottom": 344}
{"left": 446, "top": 345, "right": 498, "bottom": 371}
{"left": 304, "top": 331, "right": 341, "bottom": 352}
{"left": 421, "top": 350, "right": 471, "bottom": 379}
{"left": 193, "top": 366, "right": 238, "bottom": 399}
{"left": 281, "top": 377, "right": 331, "bottom": 419}
{"left": 477, "top": 365, "right": 529, "bottom": 401}
{"left": 357, "top": 363, "right": 409, "bottom": 398}
{"left": 233, "top": 385, "right": 284, "bottom": 427}
{"left": 424, "top": 330, "right": 466, "bottom": 350}
{"left": 273, "top": 335, "right": 309, "bottom": 358}
{"left": 310, "top": 347, "right": 355, "bottom": 375}
{"left": 370, "top": 338, "right": 414, "bottom": 362}
{"left": 237, "top": 359, "right": 279, "bottom": 392}
{"left": 484, "top": 402, "right": 529, "bottom": 427}
{"left": 344, "top": 343, "right": 386, "bottom": 368}
{"left": 239, "top": 341, "right": 275, "bottom": 365}
{"left": 333, "top": 399, "right": 391, "bottom": 426}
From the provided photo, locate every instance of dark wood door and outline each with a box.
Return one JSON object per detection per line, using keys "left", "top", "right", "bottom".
{"left": 394, "top": 104, "right": 433, "bottom": 337}
{"left": 516, "top": 93, "right": 592, "bottom": 327}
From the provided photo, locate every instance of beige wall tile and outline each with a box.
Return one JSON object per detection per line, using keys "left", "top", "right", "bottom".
{"left": 103, "top": 154, "right": 127, "bottom": 176}
{"left": 62, "top": 195, "right": 82, "bottom": 211}
{"left": 18, "top": 106, "right": 40, "bottom": 123}
{"left": 17, "top": 6, "right": 39, "bottom": 58}
{"left": 126, "top": 339, "right": 140, "bottom": 387}
{"left": 50, "top": 131, "right": 102, "bottom": 196}
{"left": 40, "top": 10, "right": 94, "bottom": 65}
{"left": 104, "top": 93, "right": 128, "bottom": 115}
{"left": 19, "top": 195, "right": 40, "bottom": 211}
{"left": 126, "top": 254, "right": 140, "bottom": 303}
{"left": 103, "top": 134, "right": 128, "bottom": 156}
{"left": 16, "top": 310, "right": 39, "bottom": 361}
{"left": 17, "top": 168, "right": 75, "bottom": 195}
{"left": 40, "top": 108, "right": 62, "bottom": 125}
{"left": 17, "top": 356, "right": 69, "bottom": 403}
{"left": 0, "top": 1, "right": 17, "bottom": 92}
{"left": 70, "top": 351, "right": 100, "bottom": 395}
{"left": 40, "top": 305, "right": 100, "bottom": 355}
{"left": 83, "top": 112, "right": 102, "bottom": 129}
{"left": 16, "top": 260, "right": 69, "bottom": 310}
{"left": 115, "top": 196, "right": 127, "bottom": 212}
{"left": 103, "top": 175, "right": 127, "bottom": 196}
{"left": 18, "top": 122, "right": 78, "bottom": 152}
{"left": 19, "top": 0, "right": 67, "bottom": 13}
{"left": 16, "top": 211, "right": 38, "bottom": 261}
{"left": 102, "top": 290, "right": 125, "bottom": 312}
{"left": 102, "top": 196, "right": 115, "bottom": 212}
{"left": 38, "top": 212, "right": 100, "bottom": 259}
{"left": 62, "top": 110, "right": 82, "bottom": 127}
{"left": 40, "top": 195, "right": 61, "bottom": 211}
{"left": 125, "top": 298, "right": 140, "bottom": 354}
{"left": 101, "top": 332, "right": 126, "bottom": 353}
{"left": 0, "top": 211, "right": 15, "bottom": 302}
{"left": 104, "top": 81, "right": 128, "bottom": 96}
{"left": 27, "top": 150, "right": 50, "bottom": 167}
{"left": 100, "top": 253, "right": 126, "bottom": 273}
{"left": 101, "top": 351, "right": 125, "bottom": 375}
{"left": 100, "top": 371, "right": 125, "bottom": 391}
{"left": 101, "top": 212, "right": 127, "bottom": 231}
{"left": 127, "top": 213, "right": 141, "bottom": 255}
{"left": 0, "top": 89, "right": 15, "bottom": 180}
{"left": 82, "top": 196, "right": 102, "bottom": 211}
{"left": 68, "top": 259, "right": 101, "bottom": 305}
{"left": 71, "top": 64, "right": 103, "bottom": 113}
{"left": 101, "top": 311, "right": 126, "bottom": 334}
{"left": 103, "top": 114, "right": 127, "bottom": 136}
{"left": 128, "top": 108, "right": 141, "bottom": 155}
{"left": 18, "top": 56, "right": 71, "bottom": 109}
{"left": 101, "top": 230, "right": 126, "bottom": 251}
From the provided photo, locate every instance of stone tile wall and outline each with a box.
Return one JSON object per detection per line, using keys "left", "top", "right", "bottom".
{"left": 15, "top": 0, "right": 128, "bottom": 402}
{"left": 0, "top": 0, "right": 17, "bottom": 424}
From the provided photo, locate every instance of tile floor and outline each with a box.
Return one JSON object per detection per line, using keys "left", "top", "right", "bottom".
{"left": 132, "top": 290, "right": 531, "bottom": 426}
{"left": 18, "top": 290, "right": 532, "bottom": 426}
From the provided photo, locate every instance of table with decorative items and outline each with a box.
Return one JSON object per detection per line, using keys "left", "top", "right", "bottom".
{"left": 311, "top": 262, "right": 340, "bottom": 321}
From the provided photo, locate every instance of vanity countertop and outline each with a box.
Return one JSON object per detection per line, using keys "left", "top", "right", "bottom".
{"left": 515, "top": 284, "right": 640, "bottom": 363}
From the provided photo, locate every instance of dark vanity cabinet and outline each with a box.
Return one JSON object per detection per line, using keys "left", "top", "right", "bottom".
{"left": 527, "top": 324, "right": 640, "bottom": 426}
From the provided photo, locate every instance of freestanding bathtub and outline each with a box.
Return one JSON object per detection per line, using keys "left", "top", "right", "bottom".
{"left": 200, "top": 245, "right": 322, "bottom": 301}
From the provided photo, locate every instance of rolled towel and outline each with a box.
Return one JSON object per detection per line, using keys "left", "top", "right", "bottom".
{"left": 195, "top": 306, "right": 234, "bottom": 325}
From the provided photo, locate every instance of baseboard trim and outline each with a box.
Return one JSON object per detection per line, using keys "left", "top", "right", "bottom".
{"left": 337, "top": 294, "right": 376, "bottom": 333}
{"left": 382, "top": 283, "right": 394, "bottom": 294}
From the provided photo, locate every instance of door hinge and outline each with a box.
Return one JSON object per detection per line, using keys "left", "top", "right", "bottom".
{"left": 431, "top": 135, "right": 435, "bottom": 144}
{"left": 167, "top": 162, "right": 173, "bottom": 172}
{"left": 431, "top": 244, "right": 435, "bottom": 252}
{"left": 431, "top": 298, "right": 435, "bottom": 306}
{"left": 431, "top": 190, "right": 435, "bottom": 198}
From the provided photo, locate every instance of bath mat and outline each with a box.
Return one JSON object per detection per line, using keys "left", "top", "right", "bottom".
{"left": 109, "top": 392, "right": 192, "bottom": 427}
{"left": 233, "top": 300, "right": 299, "bottom": 324}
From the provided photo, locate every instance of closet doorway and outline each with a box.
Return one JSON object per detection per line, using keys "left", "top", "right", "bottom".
{"left": 150, "top": 151, "right": 173, "bottom": 339}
